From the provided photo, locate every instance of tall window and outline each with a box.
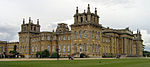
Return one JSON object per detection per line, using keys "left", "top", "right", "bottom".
{"left": 41, "top": 45, "right": 44, "bottom": 51}
{"left": 63, "top": 45, "right": 66, "bottom": 53}
{"left": 68, "top": 36, "right": 70, "bottom": 40}
{"left": 47, "top": 36, "right": 50, "bottom": 40}
{"left": 98, "top": 32, "right": 100, "bottom": 40}
{"left": 1, "top": 47, "right": 3, "bottom": 52}
{"left": 98, "top": 45, "right": 100, "bottom": 52}
{"left": 64, "top": 36, "right": 66, "bottom": 40}
{"left": 59, "top": 45, "right": 61, "bottom": 52}
{"left": 68, "top": 45, "right": 70, "bottom": 52}
{"left": 95, "top": 45, "right": 97, "bottom": 52}
{"left": 35, "top": 46, "right": 37, "bottom": 52}
{"left": 84, "top": 31, "right": 87, "bottom": 38}
{"left": 75, "top": 31, "right": 77, "bottom": 39}
{"left": 95, "top": 32, "right": 97, "bottom": 39}
{"left": 79, "top": 44, "right": 82, "bottom": 52}
{"left": 92, "top": 31, "right": 94, "bottom": 38}
{"left": 79, "top": 31, "right": 82, "bottom": 38}
{"left": 42, "top": 36, "right": 44, "bottom": 40}
{"left": 47, "top": 45, "right": 50, "bottom": 51}
{"left": 92, "top": 45, "right": 94, "bottom": 52}
{"left": 32, "top": 47, "right": 34, "bottom": 52}
{"left": 52, "top": 45, "right": 55, "bottom": 52}
{"left": 84, "top": 44, "right": 87, "bottom": 52}
{"left": 81, "top": 17, "right": 83, "bottom": 23}
{"left": 59, "top": 36, "right": 61, "bottom": 40}
{"left": 75, "top": 44, "right": 77, "bottom": 53}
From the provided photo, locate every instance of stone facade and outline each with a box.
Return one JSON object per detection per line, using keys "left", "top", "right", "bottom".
{"left": 0, "top": 4, "right": 143, "bottom": 58}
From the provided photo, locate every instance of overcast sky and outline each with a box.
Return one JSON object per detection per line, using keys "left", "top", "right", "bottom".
{"left": 0, "top": 0, "right": 150, "bottom": 51}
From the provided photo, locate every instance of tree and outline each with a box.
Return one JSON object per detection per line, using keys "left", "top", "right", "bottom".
{"left": 9, "top": 45, "right": 19, "bottom": 58}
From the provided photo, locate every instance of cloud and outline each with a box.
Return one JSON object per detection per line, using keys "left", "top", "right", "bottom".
{"left": 0, "top": 32, "right": 10, "bottom": 40}
{"left": 140, "top": 30, "right": 150, "bottom": 51}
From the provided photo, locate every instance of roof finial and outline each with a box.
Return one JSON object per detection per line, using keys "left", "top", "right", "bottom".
{"left": 95, "top": 8, "right": 97, "bottom": 15}
{"left": 37, "top": 19, "right": 39, "bottom": 25}
{"left": 76, "top": 6, "right": 78, "bottom": 14}
{"left": 87, "top": 4, "right": 91, "bottom": 14}
{"left": 23, "top": 18, "right": 25, "bottom": 24}
{"left": 29, "top": 17, "right": 31, "bottom": 23}
{"left": 84, "top": 9, "right": 85, "bottom": 13}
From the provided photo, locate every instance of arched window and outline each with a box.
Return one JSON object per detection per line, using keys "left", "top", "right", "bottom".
{"left": 75, "top": 31, "right": 77, "bottom": 39}
{"left": 84, "top": 30, "right": 87, "bottom": 38}
{"left": 79, "top": 31, "right": 82, "bottom": 38}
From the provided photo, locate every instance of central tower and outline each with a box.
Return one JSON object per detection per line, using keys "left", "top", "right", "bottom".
{"left": 70, "top": 4, "right": 103, "bottom": 57}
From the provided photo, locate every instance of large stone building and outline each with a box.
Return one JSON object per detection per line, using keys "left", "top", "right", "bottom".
{"left": 0, "top": 4, "right": 143, "bottom": 58}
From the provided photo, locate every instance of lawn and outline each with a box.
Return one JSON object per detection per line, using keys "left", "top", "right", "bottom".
{"left": 0, "top": 58, "right": 150, "bottom": 67}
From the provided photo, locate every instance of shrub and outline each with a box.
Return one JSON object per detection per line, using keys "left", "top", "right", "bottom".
{"left": 51, "top": 52, "right": 59, "bottom": 58}
{"left": 80, "top": 53, "right": 88, "bottom": 58}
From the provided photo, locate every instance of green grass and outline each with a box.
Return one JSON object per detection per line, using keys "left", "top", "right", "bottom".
{"left": 0, "top": 59, "right": 150, "bottom": 67}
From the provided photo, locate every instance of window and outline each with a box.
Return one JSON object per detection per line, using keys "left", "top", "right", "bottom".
{"left": 52, "top": 45, "right": 55, "bottom": 52}
{"left": 68, "top": 45, "right": 70, "bottom": 52}
{"left": 92, "top": 31, "right": 94, "bottom": 38}
{"left": 59, "top": 45, "right": 61, "bottom": 52}
{"left": 75, "top": 31, "right": 77, "bottom": 39}
{"left": 84, "top": 31, "right": 87, "bottom": 38}
{"left": 98, "top": 32, "right": 100, "bottom": 40}
{"left": 1, "top": 47, "right": 3, "bottom": 52}
{"left": 47, "top": 36, "right": 50, "bottom": 40}
{"left": 95, "top": 45, "right": 97, "bottom": 52}
{"left": 32, "top": 47, "right": 34, "bottom": 52}
{"left": 79, "top": 31, "right": 82, "bottom": 38}
{"left": 59, "top": 36, "right": 61, "bottom": 40}
{"left": 41, "top": 45, "right": 44, "bottom": 51}
{"left": 63, "top": 45, "right": 66, "bottom": 53}
{"left": 79, "top": 44, "right": 82, "bottom": 52}
{"left": 84, "top": 44, "right": 87, "bottom": 52}
{"left": 81, "top": 17, "right": 83, "bottom": 23}
{"left": 98, "top": 45, "right": 100, "bottom": 52}
{"left": 64, "top": 36, "right": 66, "bottom": 40}
{"left": 34, "top": 26, "right": 36, "bottom": 31}
{"left": 95, "top": 32, "right": 97, "bottom": 39}
{"left": 35, "top": 46, "right": 37, "bottom": 52}
{"left": 89, "top": 45, "right": 91, "bottom": 52}
{"left": 42, "top": 36, "right": 44, "bottom": 40}
{"left": 47, "top": 45, "right": 50, "bottom": 51}
{"left": 75, "top": 44, "right": 77, "bottom": 53}
{"left": 68, "top": 36, "right": 70, "bottom": 40}
{"left": 103, "top": 46, "right": 105, "bottom": 53}
{"left": 92, "top": 45, "right": 94, "bottom": 52}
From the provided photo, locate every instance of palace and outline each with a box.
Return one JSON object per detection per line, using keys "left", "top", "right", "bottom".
{"left": 0, "top": 4, "right": 143, "bottom": 58}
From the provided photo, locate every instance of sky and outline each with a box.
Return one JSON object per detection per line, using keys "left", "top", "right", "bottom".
{"left": 0, "top": 0, "right": 150, "bottom": 51}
